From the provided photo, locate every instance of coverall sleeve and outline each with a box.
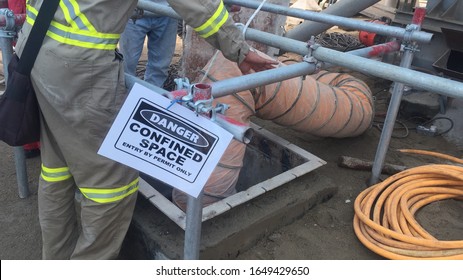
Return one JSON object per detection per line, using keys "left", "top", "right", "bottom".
{"left": 167, "top": 0, "right": 250, "bottom": 64}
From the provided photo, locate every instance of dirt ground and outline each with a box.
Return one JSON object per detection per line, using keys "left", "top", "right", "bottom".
{"left": 1, "top": 30, "right": 463, "bottom": 260}
{"left": 2, "top": 67, "right": 463, "bottom": 260}
{"left": 236, "top": 118, "right": 463, "bottom": 260}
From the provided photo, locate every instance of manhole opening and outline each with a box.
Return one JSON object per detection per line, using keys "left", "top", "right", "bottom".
{"left": 138, "top": 123, "right": 325, "bottom": 229}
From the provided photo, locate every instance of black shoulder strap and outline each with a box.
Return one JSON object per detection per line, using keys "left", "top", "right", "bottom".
{"left": 17, "top": 0, "right": 61, "bottom": 75}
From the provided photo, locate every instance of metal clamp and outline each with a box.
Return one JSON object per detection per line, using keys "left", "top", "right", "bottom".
{"left": 178, "top": 83, "right": 215, "bottom": 116}
{"left": 403, "top": 23, "right": 419, "bottom": 43}
{"left": 0, "top": 8, "right": 16, "bottom": 36}
{"left": 402, "top": 43, "right": 420, "bottom": 53}
{"left": 175, "top": 77, "right": 191, "bottom": 91}
{"left": 192, "top": 98, "right": 214, "bottom": 115}
{"left": 303, "top": 36, "right": 322, "bottom": 73}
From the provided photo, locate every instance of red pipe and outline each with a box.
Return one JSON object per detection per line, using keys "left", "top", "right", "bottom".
{"left": 412, "top": 7, "right": 426, "bottom": 25}
{"left": 8, "top": 0, "right": 26, "bottom": 14}
{"left": 367, "top": 40, "right": 400, "bottom": 57}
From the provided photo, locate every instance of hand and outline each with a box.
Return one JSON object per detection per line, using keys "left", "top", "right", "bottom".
{"left": 238, "top": 49, "right": 278, "bottom": 75}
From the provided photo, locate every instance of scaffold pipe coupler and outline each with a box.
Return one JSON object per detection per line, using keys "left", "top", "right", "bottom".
{"left": 178, "top": 82, "right": 252, "bottom": 143}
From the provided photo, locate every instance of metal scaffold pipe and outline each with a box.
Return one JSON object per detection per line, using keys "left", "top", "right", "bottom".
{"left": 241, "top": 25, "right": 400, "bottom": 58}
{"left": 284, "top": 0, "right": 381, "bottom": 42}
{"left": 241, "top": 25, "right": 311, "bottom": 55}
{"left": 211, "top": 62, "right": 316, "bottom": 98}
{"left": 137, "top": 1, "right": 181, "bottom": 20}
{"left": 138, "top": 0, "right": 432, "bottom": 44}
{"left": 369, "top": 8, "right": 427, "bottom": 185}
{"left": 312, "top": 46, "right": 463, "bottom": 99}
{"left": 208, "top": 43, "right": 463, "bottom": 101}
{"left": 125, "top": 73, "right": 171, "bottom": 97}
{"left": 126, "top": 62, "right": 317, "bottom": 99}
{"left": 223, "top": 0, "right": 433, "bottom": 44}
{"left": 135, "top": 1, "right": 461, "bottom": 101}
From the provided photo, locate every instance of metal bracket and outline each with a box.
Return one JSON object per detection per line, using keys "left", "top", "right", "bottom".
{"left": 192, "top": 98, "right": 214, "bottom": 116}
{"left": 397, "top": 24, "right": 421, "bottom": 54}
{"left": 303, "top": 36, "right": 322, "bottom": 73}
{"left": 174, "top": 77, "right": 191, "bottom": 91}
{"left": 177, "top": 81, "right": 229, "bottom": 117}
{"left": 0, "top": 29, "right": 15, "bottom": 39}
{"left": 403, "top": 23, "right": 419, "bottom": 43}
{"left": 402, "top": 43, "right": 420, "bottom": 53}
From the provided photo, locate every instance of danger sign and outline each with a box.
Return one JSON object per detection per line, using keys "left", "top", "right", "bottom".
{"left": 98, "top": 83, "right": 233, "bottom": 198}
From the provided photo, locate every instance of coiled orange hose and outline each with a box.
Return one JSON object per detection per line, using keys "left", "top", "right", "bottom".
{"left": 354, "top": 150, "right": 463, "bottom": 259}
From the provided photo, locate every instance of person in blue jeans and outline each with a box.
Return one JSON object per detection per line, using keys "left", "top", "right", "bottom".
{"left": 119, "top": 1, "right": 178, "bottom": 88}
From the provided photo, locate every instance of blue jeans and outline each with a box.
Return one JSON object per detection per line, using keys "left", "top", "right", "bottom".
{"left": 119, "top": 16, "right": 178, "bottom": 88}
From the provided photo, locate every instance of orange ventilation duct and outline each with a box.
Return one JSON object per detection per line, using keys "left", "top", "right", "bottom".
{"left": 173, "top": 52, "right": 374, "bottom": 210}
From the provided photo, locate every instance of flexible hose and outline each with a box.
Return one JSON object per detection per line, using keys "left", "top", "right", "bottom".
{"left": 354, "top": 150, "right": 463, "bottom": 259}
{"left": 173, "top": 51, "right": 374, "bottom": 210}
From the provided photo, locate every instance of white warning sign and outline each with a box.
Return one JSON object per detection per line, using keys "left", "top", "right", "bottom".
{"left": 98, "top": 83, "right": 233, "bottom": 197}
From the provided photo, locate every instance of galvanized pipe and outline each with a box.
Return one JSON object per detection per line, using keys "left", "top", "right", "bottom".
{"left": 347, "top": 40, "right": 401, "bottom": 58}
{"left": 125, "top": 23, "right": 459, "bottom": 107}
{"left": 312, "top": 46, "right": 463, "bottom": 99}
{"left": 224, "top": 0, "right": 433, "bottom": 44}
{"left": 125, "top": 73, "right": 171, "bottom": 97}
{"left": 200, "top": 42, "right": 462, "bottom": 117}
{"left": 241, "top": 24, "right": 401, "bottom": 58}
{"left": 369, "top": 48, "right": 415, "bottom": 184}
{"left": 211, "top": 62, "right": 317, "bottom": 98}
{"left": 132, "top": 3, "right": 461, "bottom": 112}
{"left": 369, "top": 8, "right": 426, "bottom": 185}
{"left": 284, "top": 0, "right": 380, "bottom": 42}
{"left": 0, "top": 32, "right": 13, "bottom": 80}
{"left": 13, "top": 146, "right": 29, "bottom": 198}
{"left": 137, "top": 1, "right": 181, "bottom": 20}
{"left": 184, "top": 192, "right": 203, "bottom": 260}
{"left": 240, "top": 25, "right": 312, "bottom": 55}
{"left": 127, "top": 61, "right": 316, "bottom": 101}
{"left": 138, "top": 0, "right": 432, "bottom": 44}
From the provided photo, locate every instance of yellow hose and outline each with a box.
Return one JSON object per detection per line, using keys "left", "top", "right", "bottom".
{"left": 353, "top": 150, "right": 463, "bottom": 259}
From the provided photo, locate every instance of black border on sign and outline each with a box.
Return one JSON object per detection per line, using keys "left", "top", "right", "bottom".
{"left": 112, "top": 98, "right": 221, "bottom": 184}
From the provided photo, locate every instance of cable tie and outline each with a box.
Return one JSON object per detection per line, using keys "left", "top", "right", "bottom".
{"left": 166, "top": 98, "right": 182, "bottom": 110}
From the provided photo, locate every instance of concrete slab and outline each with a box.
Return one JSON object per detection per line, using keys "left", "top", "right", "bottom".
{"left": 121, "top": 174, "right": 337, "bottom": 260}
{"left": 120, "top": 123, "right": 331, "bottom": 260}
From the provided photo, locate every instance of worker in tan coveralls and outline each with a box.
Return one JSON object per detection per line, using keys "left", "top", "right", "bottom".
{"left": 15, "top": 0, "right": 276, "bottom": 259}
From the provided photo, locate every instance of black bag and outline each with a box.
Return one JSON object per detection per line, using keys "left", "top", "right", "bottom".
{"left": 0, "top": 0, "right": 60, "bottom": 146}
{"left": 0, "top": 54, "right": 40, "bottom": 146}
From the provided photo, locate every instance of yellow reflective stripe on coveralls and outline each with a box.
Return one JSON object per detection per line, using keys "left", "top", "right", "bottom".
{"left": 59, "top": 0, "right": 97, "bottom": 32}
{"left": 41, "top": 165, "right": 73, "bottom": 182}
{"left": 79, "top": 178, "right": 139, "bottom": 204}
{"left": 26, "top": 4, "right": 119, "bottom": 50}
{"left": 194, "top": 1, "right": 229, "bottom": 39}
